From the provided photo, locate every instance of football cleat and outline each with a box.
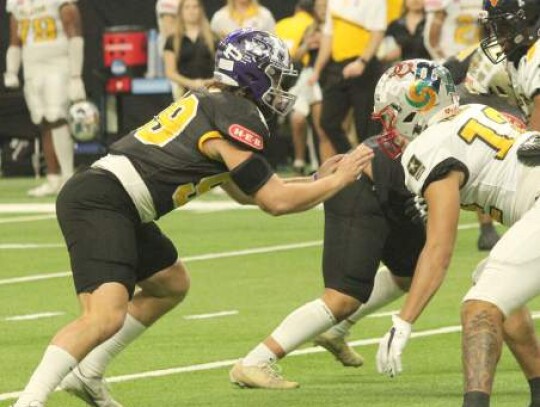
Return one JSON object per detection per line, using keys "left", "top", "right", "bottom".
{"left": 477, "top": 227, "right": 500, "bottom": 251}
{"left": 313, "top": 332, "right": 364, "bottom": 367}
{"left": 229, "top": 360, "right": 299, "bottom": 389}
{"left": 60, "top": 367, "right": 123, "bottom": 407}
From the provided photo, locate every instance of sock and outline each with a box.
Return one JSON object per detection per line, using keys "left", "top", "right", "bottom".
{"left": 529, "top": 377, "right": 540, "bottom": 406}
{"left": 16, "top": 345, "right": 77, "bottom": 405}
{"left": 242, "top": 343, "right": 278, "bottom": 366}
{"left": 327, "top": 267, "right": 405, "bottom": 338}
{"left": 243, "top": 299, "right": 337, "bottom": 367}
{"left": 77, "top": 314, "right": 146, "bottom": 378}
{"left": 480, "top": 222, "right": 497, "bottom": 234}
{"left": 463, "top": 391, "right": 490, "bottom": 407}
{"left": 51, "top": 124, "right": 74, "bottom": 180}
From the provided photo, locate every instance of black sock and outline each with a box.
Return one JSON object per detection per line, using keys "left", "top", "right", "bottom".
{"left": 529, "top": 377, "right": 540, "bottom": 406}
{"left": 463, "top": 391, "right": 490, "bottom": 407}
{"left": 480, "top": 223, "right": 496, "bottom": 234}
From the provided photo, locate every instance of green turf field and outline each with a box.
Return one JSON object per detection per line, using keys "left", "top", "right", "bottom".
{"left": 0, "top": 177, "right": 536, "bottom": 406}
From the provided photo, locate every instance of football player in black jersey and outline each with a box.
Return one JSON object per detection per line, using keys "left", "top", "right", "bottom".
{"left": 230, "top": 139, "right": 426, "bottom": 389}
{"left": 10, "top": 29, "right": 373, "bottom": 407}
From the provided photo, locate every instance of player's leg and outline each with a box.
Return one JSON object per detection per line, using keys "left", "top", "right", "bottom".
{"left": 61, "top": 223, "right": 188, "bottom": 406}
{"left": 290, "top": 110, "right": 308, "bottom": 174}
{"left": 476, "top": 211, "right": 500, "bottom": 251}
{"left": 502, "top": 307, "right": 540, "bottom": 407}
{"left": 230, "top": 181, "right": 388, "bottom": 388}
{"left": 24, "top": 75, "right": 62, "bottom": 197}
{"left": 462, "top": 203, "right": 540, "bottom": 407}
{"left": 311, "top": 101, "right": 336, "bottom": 162}
{"left": 45, "top": 70, "right": 74, "bottom": 183}
{"left": 317, "top": 216, "right": 425, "bottom": 364}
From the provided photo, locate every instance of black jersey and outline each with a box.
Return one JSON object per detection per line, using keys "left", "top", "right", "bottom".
{"left": 364, "top": 137, "right": 414, "bottom": 223}
{"left": 106, "top": 90, "right": 269, "bottom": 220}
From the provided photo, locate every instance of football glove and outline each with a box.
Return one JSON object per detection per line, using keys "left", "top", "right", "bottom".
{"left": 69, "top": 77, "right": 86, "bottom": 102}
{"left": 4, "top": 72, "right": 20, "bottom": 89}
{"left": 376, "top": 314, "right": 412, "bottom": 377}
{"left": 404, "top": 195, "right": 427, "bottom": 226}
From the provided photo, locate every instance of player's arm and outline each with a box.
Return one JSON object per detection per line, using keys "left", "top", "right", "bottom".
{"left": 4, "top": 15, "right": 22, "bottom": 89}
{"left": 528, "top": 94, "right": 540, "bottom": 131}
{"left": 310, "top": 3, "right": 332, "bottom": 84}
{"left": 424, "top": 10, "right": 446, "bottom": 60}
{"left": 203, "top": 139, "right": 373, "bottom": 216}
{"left": 220, "top": 181, "right": 256, "bottom": 205}
{"left": 60, "top": 2, "right": 86, "bottom": 101}
{"left": 398, "top": 170, "right": 463, "bottom": 323}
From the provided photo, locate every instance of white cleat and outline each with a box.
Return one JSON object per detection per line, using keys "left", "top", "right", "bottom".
{"left": 229, "top": 360, "right": 299, "bottom": 389}
{"left": 27, "top": 175, "right": 62, "bottom": 197}
{"left": 314, "top": 332, "right": 364, "bottom": 367}
{"left": 60, "top": 367, "right": 123, "bottom": 407}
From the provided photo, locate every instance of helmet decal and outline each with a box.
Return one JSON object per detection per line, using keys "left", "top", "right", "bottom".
{"left": 406, "top": 81, "right": 438, "bottom": 112}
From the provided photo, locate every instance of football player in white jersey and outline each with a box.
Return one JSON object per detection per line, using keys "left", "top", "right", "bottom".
{"left": 371, "top": 59, "right": 540, "bottom": 407}
{"left": 479, "top": 0, "right": 540, "bottom": 130}
{"left": 4, "top": 0, "right": 85, "bottom": 196}
{"left": 424, "top": 0, "right": 484, "bottom": 60}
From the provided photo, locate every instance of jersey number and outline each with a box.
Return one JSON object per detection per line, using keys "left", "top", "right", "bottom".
{"left": 458, "top": 107, "right": 515, "bottom": 160}
{"left": 454, "top": 15, "right": 480, "bottom": 46}
{"left": 173, "top": 173, "right": 231, "bottom": 207}
{"left": 135, "top": 94, "right": 199, "bottom": 147}
{"left": 19, "top": 17, "right": 58, "bottom": 44}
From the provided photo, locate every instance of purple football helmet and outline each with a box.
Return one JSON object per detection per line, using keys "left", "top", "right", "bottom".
{"left": 214, "top": 29, "right": 297, "bottom": 116}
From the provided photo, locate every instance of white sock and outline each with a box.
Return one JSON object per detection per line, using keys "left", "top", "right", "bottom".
{"left": 16, "top": 345, "right": 77, "bottom": 405}
{"left": 51, "top": 124, "right": 74, "bottom": 180}
{"left": 243, "top": 299, "right": 336, "bottom": 366}
{"left": 77, "top": 314, "right": 146, "bottom": 378}
{"left": 328, "top": 267, "right": 406, "bottom": 338}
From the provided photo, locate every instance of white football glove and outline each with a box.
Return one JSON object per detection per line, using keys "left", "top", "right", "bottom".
{"left": 376, "top": 314, "right": 412, "bottom": 377}
{"left": 4, "top": 72, "right": 20, "bottom": 89}
{"left": 69, "top": 77, "right": 86, "bottom": 102}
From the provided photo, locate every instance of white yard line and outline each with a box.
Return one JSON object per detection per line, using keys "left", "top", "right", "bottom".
{"left": 0, "top": 215, "right": 57, "bottom": 224}
{"left": 2, "top": 315, "right": 537, "bottom": 402}
{"left": 4, "top": 312, "right": 65, "bottom": 322}
{"left": 367, "top": 310, "right": 399, "bottom": 318}
{"left": 0, "top": 243, "right": 64, "bottom": 250}
{"left": 0, "top": 222, "right": 480, "bottom": 286}
{"left": 183, "top": 310, "right": 239, "bottom": 320}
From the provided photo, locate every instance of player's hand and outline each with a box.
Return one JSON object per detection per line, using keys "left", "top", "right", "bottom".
{"left": 316, "top": 154, "right": 345, "bottom": 179}
{"left": 376, "top": 314, "right": 412, "bottom": 377}
{"left": 69, "top": 77, "right": 86, "bottom": 102}
{"left": 4, "top": 72, "right": 20, "bottom": 89}
{"left": 334, "top": 145, "right": 374, "bottom": 184}
{"left": 405, "top": 195, "right": 427, "bottom": 226}
{"left": 342, "top": 60, "right": 365, "bottom": 79}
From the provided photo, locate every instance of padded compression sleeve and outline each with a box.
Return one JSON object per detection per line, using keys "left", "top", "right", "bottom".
{"left": 230, "top": 154, "right": 275, "bottom": 196}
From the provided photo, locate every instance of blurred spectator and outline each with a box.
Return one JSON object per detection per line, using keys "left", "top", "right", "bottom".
{"left": 310, "top": 0, "right": 386, "bottom": 152}
{"left": 424, "top": 0, "right": 482, "bottom": 60}
{"left": 378, "top": 0, "right": 430, "bottom": 64}
{"left": 387, "top": 0, "right": 405, "bottom": 24}
{"left": 163, "top": 0, "right": 215, "bottom": 99}
{"left": 277, "top": 0, "right": 334, "bottom": 172}
{"left": 4, "top": 0, "right": 85, "bottom": 197}
{"left": 156, "top": 0, "right": 180, "bottom": 42}
{"left": 210, "top": 0, "right": 275, "bottom": 38}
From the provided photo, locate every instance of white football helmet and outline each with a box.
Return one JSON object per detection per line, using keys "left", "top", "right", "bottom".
{"left": 372, "top": 59, "right": 460, "bottom": 158}
{"left": 68, "top": 101, "right": 100, "bottom": 142}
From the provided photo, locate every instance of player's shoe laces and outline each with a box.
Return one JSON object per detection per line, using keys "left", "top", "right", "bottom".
{"left": 313, "top": 332, "right": 364, "bottom": 367}
{"left": 60, "top": 367, "right": 123, "bottom": 407}
{"left": 229, "top": 360, "right": 299, "bottom": 389}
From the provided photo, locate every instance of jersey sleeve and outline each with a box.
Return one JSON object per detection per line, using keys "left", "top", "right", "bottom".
{"left": 401, "top": 131, "right": 468, "bottom": 196}
{"left": 208, "top": 93, "right": 270, "bottom": 152}
{"left": 520, "top": 41, "right": 540, "bottom": 100}
{"left": 364, "top": 2, "right": 387, "bottom": 31}
{"left": 163, "top": 36, "right": 174, "bottom": 52}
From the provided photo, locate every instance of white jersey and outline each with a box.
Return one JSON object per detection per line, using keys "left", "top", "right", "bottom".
{"left": 402, "top": 104, "right": 540, "bottom": 226}
{"left": 6, "top": 0, "right": 75, "bottom": 68}
{"left": 507, "top": 39, "right": 540, "bottom": 118}
{"left": 425, "top": 0, "right": 483, "bottom": 58}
